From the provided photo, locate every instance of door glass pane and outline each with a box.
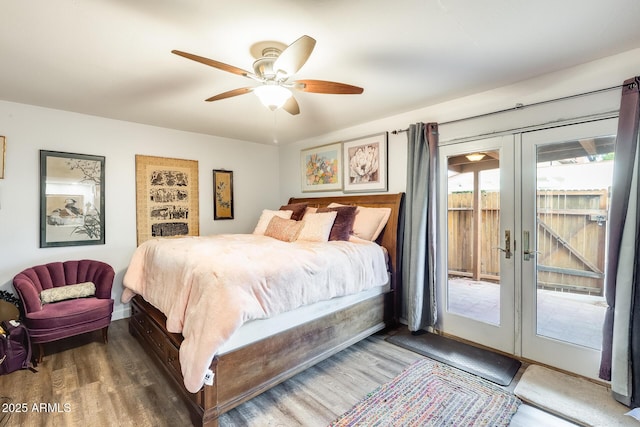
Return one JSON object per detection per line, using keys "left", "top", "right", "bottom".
{"left": 534, "top": 135, "right": 615, "bottom": 349}
{"left": 446, "top": 150, "right": 501, "bottom": 325}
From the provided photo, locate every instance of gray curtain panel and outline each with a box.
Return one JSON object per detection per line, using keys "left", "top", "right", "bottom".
{"left": 599, "top": 76, "right": 640, "bottom": 406}
{"left": 402, "top": 122, "right": 438, "bottom": 331}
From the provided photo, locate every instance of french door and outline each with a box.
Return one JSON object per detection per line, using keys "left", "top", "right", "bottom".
{"left": 437, "top": 135, "right": 516, "bottom": 354}
{"left": 438, "top": 118, "right": 617, "bottom": 379}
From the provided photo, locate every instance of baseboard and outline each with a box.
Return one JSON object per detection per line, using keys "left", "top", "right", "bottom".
{"left": 112, "top": 305, "right": 130, "bottom": 321}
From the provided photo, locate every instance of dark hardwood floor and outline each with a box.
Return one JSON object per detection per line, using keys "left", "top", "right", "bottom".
{"left": 0, "top": 319, "right": 572, "bottom": 427}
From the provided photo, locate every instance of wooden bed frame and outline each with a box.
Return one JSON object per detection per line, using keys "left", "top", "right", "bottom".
{"left": 128, "top": 192, "right": 405, "bottom": 426}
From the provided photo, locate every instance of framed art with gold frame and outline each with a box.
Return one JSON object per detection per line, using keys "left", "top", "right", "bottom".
{"left": 213, "top": 169, "right": 234, "bottom": 220}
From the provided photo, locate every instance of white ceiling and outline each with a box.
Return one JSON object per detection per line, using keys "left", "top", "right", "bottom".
{"left": 1, "top": 1, "right": 639, "bottom": 145}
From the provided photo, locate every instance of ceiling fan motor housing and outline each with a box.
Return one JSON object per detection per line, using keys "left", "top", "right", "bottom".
{"left": 253, "top": 47, "right": 282, "bottom": 80}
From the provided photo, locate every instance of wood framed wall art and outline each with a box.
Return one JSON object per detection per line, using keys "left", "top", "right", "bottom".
{"left": 300, "top": 142, "right": 342, "bottom": 192}
{"left": 343, "top": 132, "right": 388, "bottom": 193}
{"left": 40, "top": 150, "right": 105, "bottom": 247}
{"left": 213, "top": 169, "right": 234, "bottom": 220}
{"left": 135, "top": 155, "right": 199, "bottom": 245}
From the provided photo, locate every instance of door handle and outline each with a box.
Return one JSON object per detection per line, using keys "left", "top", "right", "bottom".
{"left": 494, "top": 230, "right": 511, "bottom": 259}
{"left": 523, "top": 231, "right": 540, "bottom": 261}
{"left": 523, "top": 249, "right": 541, "bottom": 258}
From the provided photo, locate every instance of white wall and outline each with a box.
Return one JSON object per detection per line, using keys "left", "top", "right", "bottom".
{"left": 279, "top": 49, "right": 640, "bottom": 200}
{"left": 1, "top": 48, "right": 639, "bottom": 323}
{"left": 0, "top": 102, "right": 280, "bottom": 320}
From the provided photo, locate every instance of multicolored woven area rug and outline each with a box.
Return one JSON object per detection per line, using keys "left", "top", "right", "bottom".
{"left": 329, "top": 358, "right": 521, "bottom": 426}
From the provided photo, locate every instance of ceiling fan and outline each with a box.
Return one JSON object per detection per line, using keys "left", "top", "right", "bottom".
{"left": 172, "top": 35, "right": 364, "bottom": 115}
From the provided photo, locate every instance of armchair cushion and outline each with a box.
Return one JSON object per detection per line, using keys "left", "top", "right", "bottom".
{"left": 26, "top": 298, "right": 113, "bottom": 342}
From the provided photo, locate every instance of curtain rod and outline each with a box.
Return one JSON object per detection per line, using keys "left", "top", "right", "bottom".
{"left": 390, "top": 84, "right": 624, "bottom": 135}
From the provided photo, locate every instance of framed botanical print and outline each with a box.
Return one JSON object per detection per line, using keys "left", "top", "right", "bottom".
{"left": 135, "top": 155, "right": 199, "bottom": 245}
{"left": 40, "top": 150, "right": 105, "bottom": 247}
{"left": 300, "top": 142, "right": 342, "bottom": 192}
{"left": 213, "top": 169, "right": 234, "bottom": 220}
{"left": 342, "top": 132, "right": 388, "bottom": 193}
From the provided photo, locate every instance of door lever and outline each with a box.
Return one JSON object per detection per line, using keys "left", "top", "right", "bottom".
{"left": 523, "top": 231, "right": 540, "bottom": 261}
{"left": 494, "top": 230, "right": 512, "bottom": 259}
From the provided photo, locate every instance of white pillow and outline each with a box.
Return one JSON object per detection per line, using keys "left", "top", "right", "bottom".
{"left": 328, "top": 203, "right": 391, "bottom": 241}
{"left": 253, "top": 209, "right": 293, "bottom": 235}
{"left": 296, "top": 211, "right": 337, "bottom": 242}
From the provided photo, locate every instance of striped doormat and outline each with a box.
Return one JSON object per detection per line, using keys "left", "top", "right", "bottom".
{"left": 329, "top": 358, "right": 520, "bottom": 426}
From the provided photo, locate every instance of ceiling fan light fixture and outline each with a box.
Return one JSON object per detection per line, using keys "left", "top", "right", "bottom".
{"left": 466, "top": 153, "right": 486, "bottom": 162}
{"left": 253, "top": 85, "right": 292, "bottom": 111}
{"left": 173, "top": 35, "right": 362, "bottom": 116}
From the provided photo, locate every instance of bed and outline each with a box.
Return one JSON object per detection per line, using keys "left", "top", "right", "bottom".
{"left": 124, "top": 192, "right": 404, "bottom": 427}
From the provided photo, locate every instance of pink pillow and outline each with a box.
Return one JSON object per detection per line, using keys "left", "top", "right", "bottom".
{"left": 253, "top": 209, "right": 293, "bottom": 235}
{"left": 296, "top": 211, "right": 337, "bottom": 242}
{"left": 264, "top": 216, "right": 303, "bottom": 242}
{"left": 328, "top": 203, "right": 391, "bottom": 241}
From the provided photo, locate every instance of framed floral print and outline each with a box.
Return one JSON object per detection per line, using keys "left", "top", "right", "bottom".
{"left": 213, "top": 169, "right": 234, "bottom": 220}
{"left": 40, "top": 150, "right": 105, "bottom": 247}
{"left": 342, "top": 132, "right": 388, "bottom": 193}
{"left": 300, "top": 142, "right": 342, "bottom": 192}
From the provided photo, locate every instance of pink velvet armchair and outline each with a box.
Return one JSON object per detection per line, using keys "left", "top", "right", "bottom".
{"left": 12, "top": 259, "right": 115, "bottom": 362}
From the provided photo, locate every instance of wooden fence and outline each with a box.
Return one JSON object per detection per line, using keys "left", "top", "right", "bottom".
{"left": 448, "top": 190, "right": 608, "bottom": 295}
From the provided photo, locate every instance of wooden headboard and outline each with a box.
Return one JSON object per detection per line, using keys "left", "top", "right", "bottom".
{"left": 288, "top": 192, "right": 405, "bottom": 317}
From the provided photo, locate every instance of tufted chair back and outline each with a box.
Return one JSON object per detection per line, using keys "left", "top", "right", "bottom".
{"left": 13, "top": 259, "right": 114, "bottom": 315}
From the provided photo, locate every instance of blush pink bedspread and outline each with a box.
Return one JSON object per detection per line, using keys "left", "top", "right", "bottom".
{"left": 121, "top": 234, "right": 388, "bottom": 393}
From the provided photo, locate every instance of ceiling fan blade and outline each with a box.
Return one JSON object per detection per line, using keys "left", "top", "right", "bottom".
{"left": 205, "top": 87, "right": 253, "bottom": 102}
{"left": 172, "top": 50, "right": 256, "bottom": 79}
{"left": 273, "top": 35, "right": 316, "bottom": 76}
{"left": 294, "top": 79, "right": 364, "bottom": 94}
{"left": 282, "top": 96, "right": 300, "bottom": 115}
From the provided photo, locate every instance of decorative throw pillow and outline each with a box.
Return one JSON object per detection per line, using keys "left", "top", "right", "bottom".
{"left": 296, "top": 211, "right": 337, "bottom": 242}
{"left": 40, "top": 282, "right": 96, "bottom": 305}
{"left": 279, "top": 202, "right": 308, "bottom": 221}
{"left": 317, "top": 205, "right": 357, "bottom": 241}
{"left": 264, "top": 216, "right": 303, "bottom": 242}
{"left": 328, "top": 203, "right": 391, "bottom": 241}
{"left": 253, "top": 209, "right": 293, "bottom": 235}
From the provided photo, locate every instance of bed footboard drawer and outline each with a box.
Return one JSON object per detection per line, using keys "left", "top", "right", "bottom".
{"left": 165, "top": 341, "right": 182, "bottom": 382}
{"left": 132, "top": 300, "right": 173, "bottom": 365}
{"left": 129, "top": 301, "right": 149, "bottom": 338}
{"left": 129, "top": 297, "right": 204, "bottom": 408}
{"left": 131, "top": 304, "right": 163, "bottom": 357}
